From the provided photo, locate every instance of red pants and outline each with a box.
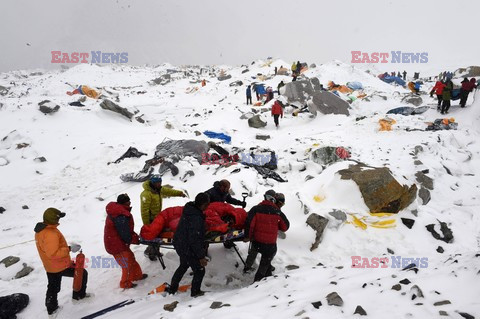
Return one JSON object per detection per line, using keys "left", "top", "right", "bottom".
{"left": 114, "top": 249, "right": 143, "bottom": 288}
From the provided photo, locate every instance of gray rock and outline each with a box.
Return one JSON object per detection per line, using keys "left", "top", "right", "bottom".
{"left": 401, "top": 95, "right": 423, "bottom": 106}
{"left": 135, "top": 115, "right": 145, "bottom": 124}
{"left": 326, "top": 292, "right": 343, "bottom": 306}
{"left": 392, "top": 284, "right": 402, "bottom": 291}
{"left": 218, "top": 74, "right": 232, "bottom": 81}
{"left": 410, "top": 285, "right": 424, "bottom": 298}
{"left": 210, "top": 301, "right": 230, "bottom": 309}
{"left": 229, "top": 80, "right": 243, "bottom": 87}
{"left": 439, "top": 311, "right": 448, "bottom": 316}
{"left": 0, "top": 256, "right": 20, "bottom": 267}
{"left": 22, "top": 205, "right": 29, "bottom": 209}
{"left": 256, "top": 134, "right": 270, "bottom": 140}
{"left": 15, "top": 263, "right": 33, "bottom": 279}
{"left": 305, "top": 175, "right": 314, "bottom": 181}
{"left": 286, "top": 265, "right": 299, "bottom": 270}
{"left": 413, "top": 160, "right": 423, "bottom": 165}
{"left": 0, "top": 207, "right": 5, "bottom": 214}
{"left": 241, "top": 69, "right": 249, "bottom": 74}
{"left": 38, "top": 100, "right": 60, "bottom": 114}
{"left": 248, "top": 115, "right": 267, "bottom": 128}
{"left": 455, "top": 65, "right": 480, "bottom": 77}
{"left": 458, "top": 312, "right": 475, "bottom": 319}
{"left": 354, "top": 305, "right": 367, "bottom": 316}
{"left": 99, "top": 99, "right": 134, "bottom": 119}
{"left": 181, "top": 170, "right": 195, "bottom": 182}
{"left": 283, "top": 79, "right": 319, "bottom": 103}
{"left": 0, "top": 85, "right": 9, "bottom": 96}
{"left": 415, "top": 172, "right": 434, "bottom": 190}
{"left": 434, "top": 300, "right": 451, "bottom": 306}
{"left": 426, "top": 221, "right": 454, "bottom": 243}
{"left": 306, "top": 213, "right": 329, "bottom": 251}
{"left": 418, "top": 187, "right": 431, "bottom": 205}
{"left": 310, "top": 63, "right": 317, "bottom": 68}
{"left": 387, "top": 248, "right": 395, "bottom": 254}
{"left": 34, "top": 157, "right": 47, "bottom": 163}
{"left": 163, "top": 301, "right": 178, "bottom": 312}
{"left": 309, "top": 91, "right": 350, "bottom": 116}
{"left": 401, "top": 218, "right": 415, "bottom": 229}
{"left": 437, "top": 246, "right": 444, "bottom": 253}
{"left": 413, "top": 145, "right": 424, "bottom": 155}
{"left": 399, "top": 279, "right": 411, "bottom": 285}
{"left": 338, "top": 164, "right": 417, "bottom": 214}
{"left": 152, "top": 74, "right": 171, "bottom": 85}
{"left": 194, "top": 131, "right": 202, "bottom": 136}
{"left": 328, "top": 210, "right": 347, "bottom": 222}
{"left": 311, "top": 301, "right": 322, "bottom": 309}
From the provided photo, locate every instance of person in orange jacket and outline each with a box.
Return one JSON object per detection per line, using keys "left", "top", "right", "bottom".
{"left": 34, "top": 208, "right": 89, "bottom": 315}
{"left": 271, "top": 100, "right": 284, "bottom": 128}
{"left": 104, "top": 194, "right": 147, "bottom": 289}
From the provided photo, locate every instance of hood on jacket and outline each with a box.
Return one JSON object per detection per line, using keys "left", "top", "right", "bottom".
{"left": 259, "top": 200, "right": 280, "bottom": 209}
{"left": 34, "top": 222, "right": 48, "bottom": 233}
{"left": 183, "top": 201, "right": 204, "bottom": 216}
{"left": 106, "top": 202, "right": 130, "bottom": 218}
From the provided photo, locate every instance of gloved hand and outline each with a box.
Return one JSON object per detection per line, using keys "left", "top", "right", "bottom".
{"left": 241, "top": 202, "right": 247, "bottom": 209}
{"left": 180, "top": 192, "right": 187, "bottom": 198}
{"left": 132, "top": 233, "right": 140, "bottom": 245}
{"left": 70, "top": 243, "right": 81, "bottom": 253}
{"left": 199, "top": 258, "right": 208, "bottom": 267}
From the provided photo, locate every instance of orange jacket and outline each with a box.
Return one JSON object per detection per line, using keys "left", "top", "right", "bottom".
{"left": 35, "top": 223, "right": 71, "bottom": 273}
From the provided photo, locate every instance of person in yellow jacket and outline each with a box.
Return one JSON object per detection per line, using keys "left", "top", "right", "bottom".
{"left": 34, "top": 208, "right": 89, "bottom": 315}
{"left": 141, "top": 175, "right": 186, "bottom": 260}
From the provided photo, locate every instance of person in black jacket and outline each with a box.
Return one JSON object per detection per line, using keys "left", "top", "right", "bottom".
{"left": 205, "top": 180, "right": 246, "bottom": 208}
{"left": 169, "top": 193, "right": 210, "bottom": 297}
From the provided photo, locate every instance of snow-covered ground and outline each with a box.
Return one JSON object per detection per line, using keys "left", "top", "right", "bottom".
{"left": 0, "top": 60, "right": 479, "bottom": 319}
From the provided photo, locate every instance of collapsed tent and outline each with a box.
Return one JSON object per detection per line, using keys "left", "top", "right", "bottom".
{"left": 308, "top": 91, "right": 350, "bottom": 116}
{"left": 452, "top": 89, "right": 461, "bottom": 101}
{"left": 244, "top": 163, "right": 287, "bottom": 182}
{"left": 426, "top": 118, "right": 458, "bottom": 131}
{"left": 380, "top": 75, "right": 406, "bottom": 86}
{"left": 203, "top": 131, "right": 232, "bottom": 144}
{"left": 346, "top": 82, "right": 363, "bottom": 90}
{"left": 327, "top": 81, "right": 353, "bottom": 94}
{"left": 154, "top": 139, "right": 209, "bottom": 164}
{"left": 110, "top": 147, "right": 147, "bottom": 164}
{"left": 386, "top": 106, "right": 429, "bottom": 116}
{"left": 140, "top": 203, "right": 247, "bottom": 240}
{"left": 379, "top": 118, "right": 396, "bottom": 131}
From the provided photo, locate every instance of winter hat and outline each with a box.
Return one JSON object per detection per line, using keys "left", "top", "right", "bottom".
{"left": 150, "top": 175, "right": 162, "bottom": 184}
{"left": 195, "top": 192, "right": 210, "bottom": 207}
{"left": 117, "top": 193, "right": 131, "bottom": 205}
{"left": 264, "top": 189, "right": 277, "bottom": 202}
{"left": 275, "top": 193, "right": 285, "bottom": 205}
{"left": 43, "top": 207, "right": 66, "bottom": 225}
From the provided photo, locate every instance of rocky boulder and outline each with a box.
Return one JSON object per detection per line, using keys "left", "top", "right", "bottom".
{"left": 306, "top": 213, "right": 329, "bottom": 251}
{"left": 100, "top": 99, "right": 134, "bottom": 120}
{"left": 401, "top": 94, "right": 423, "bottom": 106}
{"left": 38, "top": 100, "right": 60, "bottom": 114}
{"left": 248, "top": 115, "right": 267, "bottom": 128}
{"left": 338, "top": 164, "right": 417, "bottom": 213}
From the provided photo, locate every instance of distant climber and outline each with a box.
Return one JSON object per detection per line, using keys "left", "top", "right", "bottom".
{"left": 271, "top": 99, "right": 284, "bottom": 128}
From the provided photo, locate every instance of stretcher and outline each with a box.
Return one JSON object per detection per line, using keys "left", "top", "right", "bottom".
{"left": 139, "top": 230, "right": 246, "bottom": 269}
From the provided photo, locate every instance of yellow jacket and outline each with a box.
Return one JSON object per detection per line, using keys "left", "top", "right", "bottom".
{"left": 34, "top": 223, "right": 71, "bottom": 273}
{"left": 140, "top": 181, "right": 184, "bottom": 225}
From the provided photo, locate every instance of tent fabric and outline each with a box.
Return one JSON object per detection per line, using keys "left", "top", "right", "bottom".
{"left": 379, "top": 118, "right": 397, "bottom": 131}
{"left": 380, "top": 75, "right": 406, "bottom": 86}
{"left": 79, "top": 85, "right": 100, "bottom": 99}
{"left": 452, "top": 89, "right": 461, "bottom": 101}
{"left": 426, "top": 118, "right": 458, "bottom": 131}
{"left": 154, "top": 139, "right": 209, "bottom": 164}
{"left": 346, "top": 82, "right": 363, "bottom": 90}
{"left": 387, "top": 106, "right": 429, "bottom": 116}
{"left": 203, "top": 131, "right": 232, "bottom": 144}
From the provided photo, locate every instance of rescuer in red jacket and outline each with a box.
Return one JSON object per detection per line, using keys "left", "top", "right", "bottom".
{"left": 271, "top": 100, "right": 284, "bottom": 128}
{"left": 104, "top": 194, "right": 147, "bottom": 289}
{"left": 244, "top": 190, "right": 289, "bottom": 282}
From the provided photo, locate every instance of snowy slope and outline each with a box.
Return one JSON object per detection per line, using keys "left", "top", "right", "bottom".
{"left": 0, "top": 61, "right": 479, "bottom": 319}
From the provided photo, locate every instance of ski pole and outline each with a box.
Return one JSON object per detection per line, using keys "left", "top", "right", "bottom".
{"left": 232, "top": 243, "right": 246, "bottom": 267}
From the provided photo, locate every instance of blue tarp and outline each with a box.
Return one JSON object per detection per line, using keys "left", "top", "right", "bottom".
{"left": 387, "top": 106, "right": 429, "bottom": 116}
{"left": 346, "top": 81, "right": 363, "bottom": 90}
{"left": 381, "top": 75, "right": 406, "bottom": 87}
{"left": 452, "top": 89, "right": 461, "bottom": 101}
{"left": 255, "top": 84, "right": 266, "bottom": 95}
{"left": 203, "top": 131, "right": 232, "bottom": 144}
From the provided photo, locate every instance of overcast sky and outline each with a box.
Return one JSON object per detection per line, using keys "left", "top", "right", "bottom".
{"left": 1, "top": 0, "right": 479, "bottom": 75}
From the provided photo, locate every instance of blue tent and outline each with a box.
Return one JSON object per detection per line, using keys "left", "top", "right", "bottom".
{"left": 451, "top": 89, "right": 461, "bottom": 101}
{"left": 346, "top": 81, "right": 363, "bottom": 90}
{"left": 203, "top": 131, "right": 231, "bottom": 144}
{"left": 381, "top": 75, "right": 406, "bottom": 87}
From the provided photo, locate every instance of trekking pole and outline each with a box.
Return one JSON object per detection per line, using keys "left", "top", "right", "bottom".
{"left": 154, "top": 243, "right": 166, "bottom": 270}
{"left": 231, "top": 243, "right": 246, "bottom": 267}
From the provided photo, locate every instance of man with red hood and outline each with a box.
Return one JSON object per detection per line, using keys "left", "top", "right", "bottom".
{"left": 430, "top": 80, "right": 446, "bottom": 110}
{"left": 104, "top": 194, "right": 147, "bottom": 289}
{"left": 244, "top": 190, "right": 289, "bottom": 282}
{"left": 271, "top": 100, "right": 284, "bottom": 128}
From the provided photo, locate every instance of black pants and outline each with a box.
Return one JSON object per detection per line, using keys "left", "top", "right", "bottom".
{"left": 441, "top": 100, "right": 451, "bottom": 113}
{"left": 273, "top": 114, "right": 280, "bottom": 127}
{"left": 460, "top": 90, "right": 469, "bottom": 107}
{"left": 252, "top": 242, "right": 277, "bottom": 282}
{"left": 246, "top": 96, "right": 252, "bottom": 105}
{"left": 46, "top": 267, "right": 88, "bottom": 314}
{"left": 170, "top": 253, "right": 205, "bottom": 296}
{"left": 244, "top": 242, "right": 259, "bottom": 270}
{"left": 436, "top": 95, "right": 442, "bottom": 108}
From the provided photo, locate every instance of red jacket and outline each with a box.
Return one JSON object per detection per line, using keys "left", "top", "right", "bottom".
{"left": 432, "top": 81, "right": 446, "bottom": 95}
{"left": 104, "top": 202, "right": 137, "bottom": 255}
{"left": 271, "top": 101, "right": 284, "bottom": 116}
{"left": 245, "top": 200, "right": 289, "bottom": 244}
